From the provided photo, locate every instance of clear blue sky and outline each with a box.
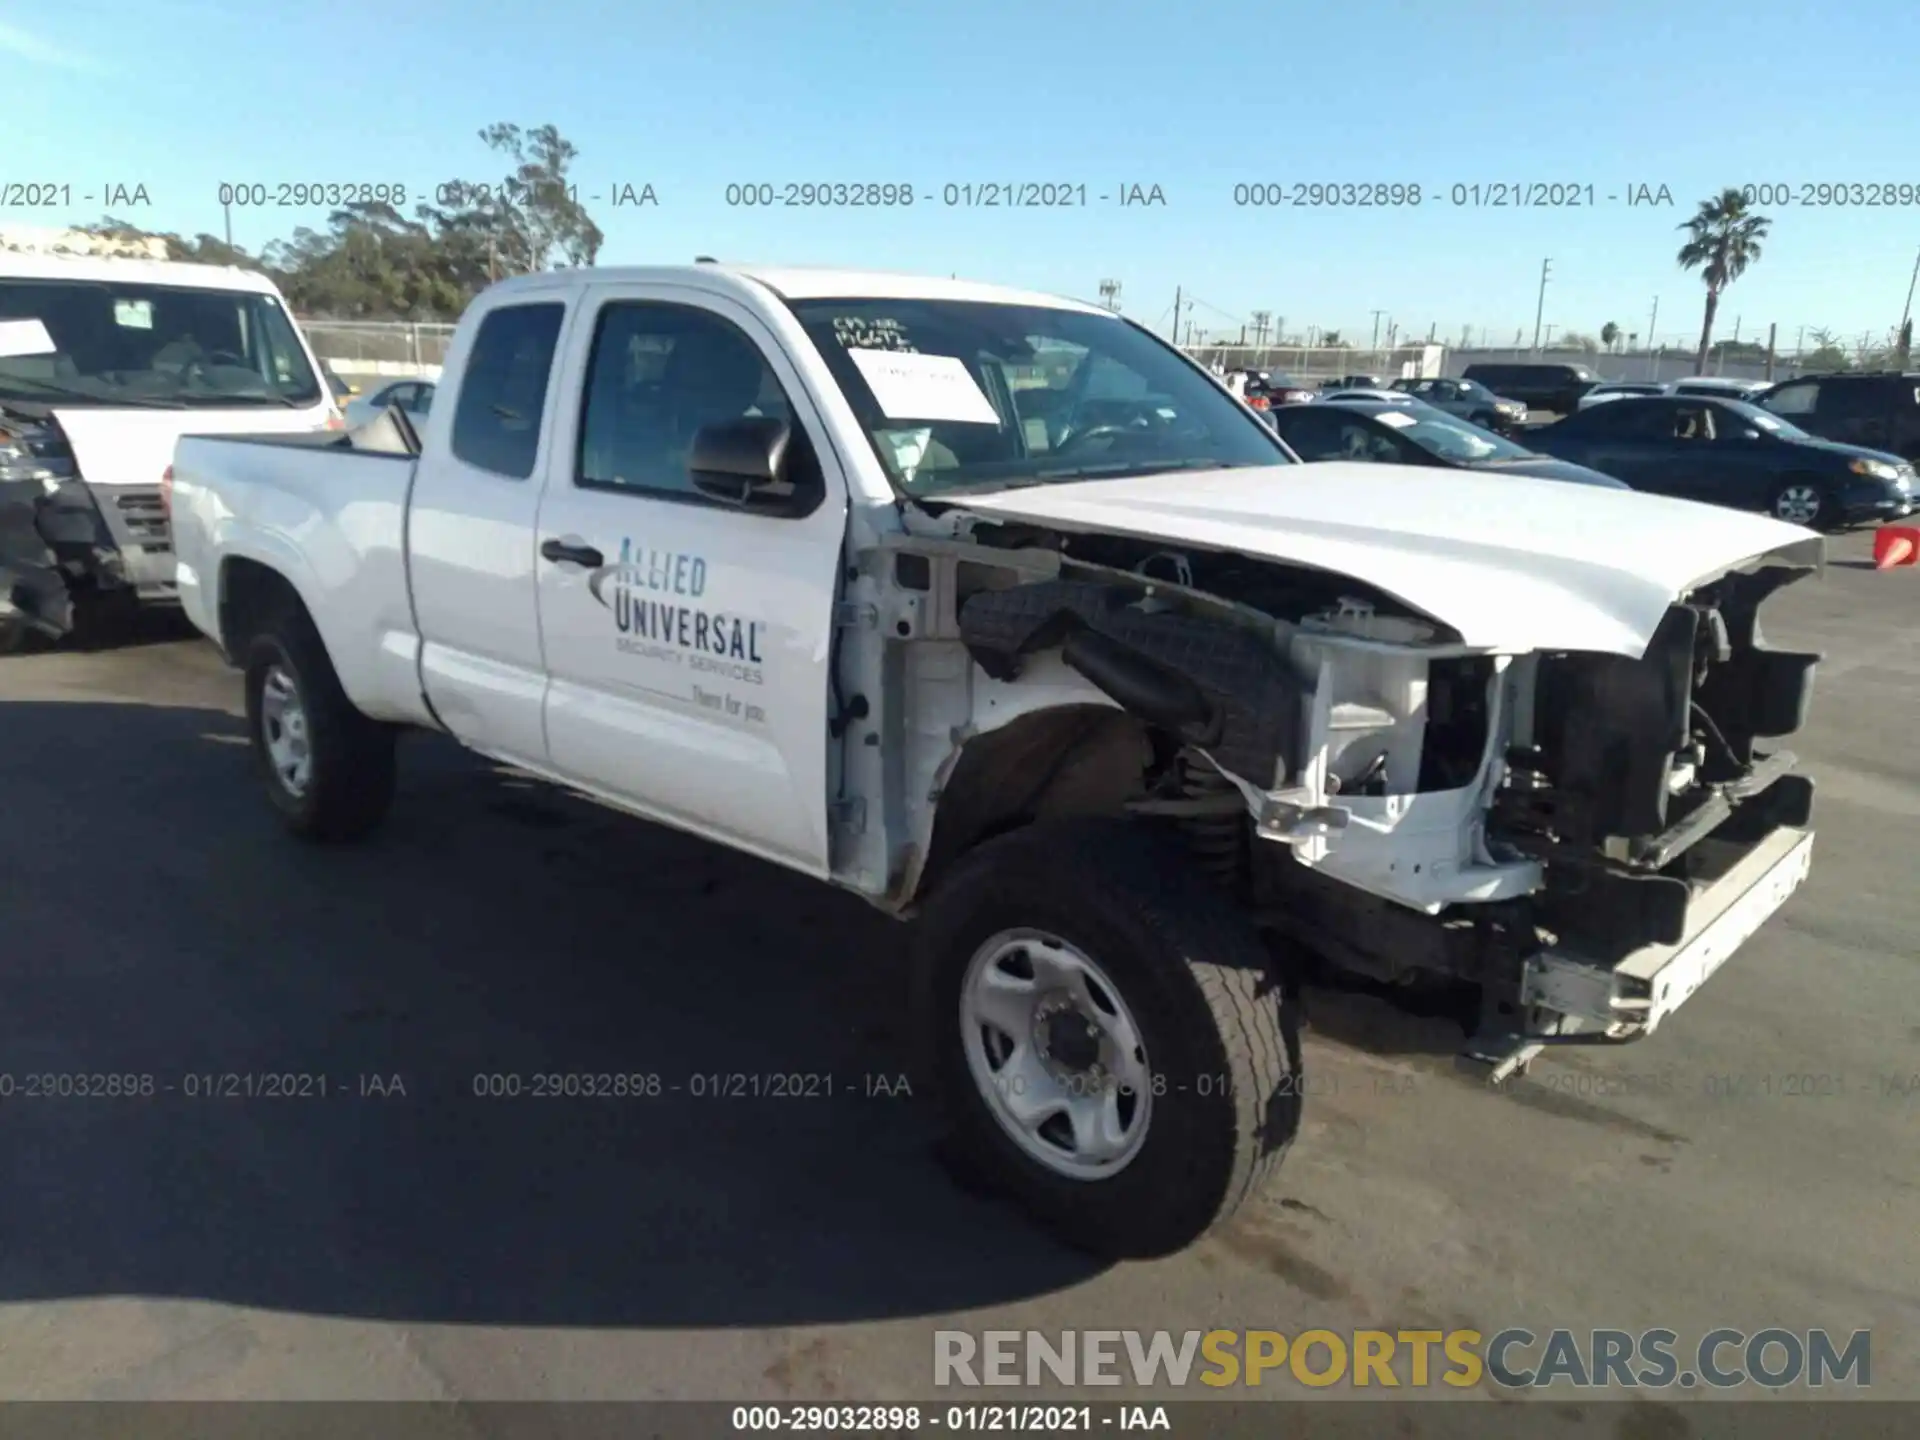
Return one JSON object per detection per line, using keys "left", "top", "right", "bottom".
{"left": 5, "top": 0, "right": 1920, "bottom": 349}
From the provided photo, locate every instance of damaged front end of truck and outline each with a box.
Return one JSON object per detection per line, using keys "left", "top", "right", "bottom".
{"left": 0, "top": 406, "right": 153, "bottom": 648}
{"left": 859, "top": 485, "right": 1824, "bottom": 1079}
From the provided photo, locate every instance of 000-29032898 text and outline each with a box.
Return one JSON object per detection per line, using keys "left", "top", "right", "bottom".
{"left": 730, "top": 1405, "right": 1134, "bottom": 1432}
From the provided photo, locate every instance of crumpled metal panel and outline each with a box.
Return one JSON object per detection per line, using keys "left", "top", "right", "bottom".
{"left": 0, "top": 475, "right": 121, "bottom": 638}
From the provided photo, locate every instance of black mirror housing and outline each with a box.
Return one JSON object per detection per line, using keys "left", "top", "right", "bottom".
{"left": 689, "top": 416, "right": 793, "bottom": 505}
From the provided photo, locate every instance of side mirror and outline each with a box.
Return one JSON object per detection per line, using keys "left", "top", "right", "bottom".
{"left": 689, "top": 416, "right": 793, "bottom": 505}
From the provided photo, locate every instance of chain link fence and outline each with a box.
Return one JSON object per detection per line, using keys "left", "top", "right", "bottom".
{"left": 296, "top": 318, "right": 1893, "bottom": 393}
{"left": 298, "top": 319, "right": 456, "bottom": 381}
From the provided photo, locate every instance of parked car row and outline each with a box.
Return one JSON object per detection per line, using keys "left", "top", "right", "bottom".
{"left": 1285, "top": 383, "right": 1914, "bottom": 530}
{"left": 1579, "top": 377, "right": 1772, "bottom": 409}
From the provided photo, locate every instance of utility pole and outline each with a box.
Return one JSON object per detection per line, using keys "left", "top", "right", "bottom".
{"left": 1647, "top": 295, "right": 1659, "bottom": 353}
{"left": 223, "top": 201, "right": 233, "bottom": 250}
{"left": 1370, "top": 309, "right": 1386, "bottom": 350}
{"left": 1532, "top": 258, "right": 1552, "bottom": 353}
{"left": 1899, "top": 246, "right": 1920, "bottom": 363}
{"left": 1170, "top": 286, "right": 1182, "bottom": 344}
{"left": 1765, "top": 322, "right": 1777, "bottom": 381}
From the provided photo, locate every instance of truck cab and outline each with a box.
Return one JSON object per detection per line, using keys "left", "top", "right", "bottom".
{"left": 167, "top": 265, "right": 1826, "bottom": 1258}
{"left": 0, "top": 250, "right": 337, "bottom": 648}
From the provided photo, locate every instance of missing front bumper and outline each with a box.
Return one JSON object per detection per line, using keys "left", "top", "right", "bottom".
{"left": 1521, "top": 823, "right": 1814, "bottom": 1036}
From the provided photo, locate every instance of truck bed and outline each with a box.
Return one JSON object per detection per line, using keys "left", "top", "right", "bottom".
{"left": 169, "top": 432, "right": 433, "bottom": 726}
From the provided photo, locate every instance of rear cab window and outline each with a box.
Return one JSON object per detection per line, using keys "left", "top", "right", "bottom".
{"left": 450, "top": 302, "right": 566, "bottom": 479}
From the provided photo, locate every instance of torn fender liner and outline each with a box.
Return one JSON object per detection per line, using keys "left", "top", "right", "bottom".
{"left": 0, "top": 475, "right": 122, "bottom": 638}
{"left": 957, "top": 579, "right": 1305, "bottom": 784}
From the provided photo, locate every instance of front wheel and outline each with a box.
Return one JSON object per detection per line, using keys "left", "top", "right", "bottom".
{"left": 243, "top": 608, "right": 396, "bottom": 841}
{"left": 1770, "top": 478, "right": 1834, "bottom": 529}
{"left": 913, "top": 819, "right": 1299, "bottom": 1258}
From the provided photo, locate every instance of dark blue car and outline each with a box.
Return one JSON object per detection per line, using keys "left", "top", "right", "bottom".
{"left": 1528, "top": 395, "right": 1915, "bottom": 530}
{"left": 1269, "top": 398, "right": 1627, "bottom": 488}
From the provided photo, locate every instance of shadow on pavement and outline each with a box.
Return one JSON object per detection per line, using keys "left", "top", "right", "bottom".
{"left": 0, "top": 700, "right": 1102, "bottom": 1328}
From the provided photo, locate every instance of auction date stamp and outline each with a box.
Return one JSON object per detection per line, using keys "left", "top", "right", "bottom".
{"left": 721, "top": 181, "right": 1167, "bottom": 208}
{"left": 1232, "top": 180, "right": 1676, "bottom": 208}
{"left": 1, "top": 181, "right": 152, "bottom": 209}
{"left": 469, "top": 1070, "right": 914, "bottom": 1100}
{"left": 0, "top": 1072, "right": 407, "bottom": 1099}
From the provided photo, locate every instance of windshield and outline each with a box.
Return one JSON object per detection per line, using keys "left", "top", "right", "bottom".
{"left": 1369, "top": 407, "right": 1535, "bottom": 462}
{"left": 0, "top": 277, "right": 322, "bottom": 408}
{"left": 1725, "top": 398, "right": 1810, "bottom": 439}
{"left": 787, "top": 298, "right": 1291, "bottom": 496}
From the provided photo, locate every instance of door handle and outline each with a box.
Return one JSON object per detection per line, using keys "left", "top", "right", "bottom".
{"left": 540, "top": 537, "right": 604, "bottom": 568}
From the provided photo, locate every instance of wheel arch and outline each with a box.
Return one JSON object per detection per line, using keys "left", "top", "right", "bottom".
{"left": 218, "top": 554, "right": 312, "bottom": 661}
{"left": 905, "top": 704, "right": 1158, "bottom": 910}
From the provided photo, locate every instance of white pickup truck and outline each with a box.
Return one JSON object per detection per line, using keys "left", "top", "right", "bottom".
{"left": 0, "top": 251, "right": 339, "bottom": 650}
{"left": 168, "top": 264, "right": 1824, "bottom": 1257}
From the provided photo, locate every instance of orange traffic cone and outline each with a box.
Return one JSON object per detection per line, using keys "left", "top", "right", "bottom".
{"left": 1873, "top": 525, "right": 1920, "bottom": 569}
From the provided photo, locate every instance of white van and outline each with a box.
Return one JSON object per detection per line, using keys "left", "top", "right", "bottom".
{"left": 0, "top": 250, "right": 339, "bottom": 648}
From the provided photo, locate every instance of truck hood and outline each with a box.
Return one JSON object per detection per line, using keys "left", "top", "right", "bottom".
{"left": 941, "top": 462, "right": 1824, "bottom": 657}
{"left": 52, "top": 406, "right": 333, "bottom": 490}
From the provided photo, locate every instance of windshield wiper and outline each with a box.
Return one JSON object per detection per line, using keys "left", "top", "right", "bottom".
{"left": 185, "top": 395, "right": 305, "bottom": 408}
{"left": 0, "top": 375, "right": 179, "bottom": 409}
{"left": 1037, "top": 457, "right": 1258, "bottom": 481}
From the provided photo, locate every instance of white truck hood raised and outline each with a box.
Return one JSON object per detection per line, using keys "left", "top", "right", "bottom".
{"left": 946, "top": 462, "right": 1824, "bottom": 658}
{"left": 53, "top": 406, "right": 331, "bottom": 490}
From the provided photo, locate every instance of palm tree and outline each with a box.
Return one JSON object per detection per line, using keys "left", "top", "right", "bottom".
{"left": 1676, "top": 189, "right": 1770, "bottom": 376}
{"left": 1600, "top": 321, "right": 1620, "bottom": 352}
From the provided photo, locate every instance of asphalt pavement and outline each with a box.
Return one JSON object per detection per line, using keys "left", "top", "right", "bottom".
{"left": 1, "top": 531, "right": 1916, "bottom": 1406}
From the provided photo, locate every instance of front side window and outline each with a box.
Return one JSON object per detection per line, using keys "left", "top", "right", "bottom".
{"left": 575, "top": 301, "right": 804, "bottom": 502}
{"left": 450, "top": 302, "right": 565, "bottom": 479}
{"left": 787, "top": 298, "right": 1289, "bottom": 497}
{"left": 0, "top": 277, "right": 321, "bottom": 408}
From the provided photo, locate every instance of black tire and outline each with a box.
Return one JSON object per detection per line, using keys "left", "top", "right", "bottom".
{"left": 243, "top": 604, "right": 395, "bottom": 842}
{"left": 0, "top": 621, "right": 36, "bottom": 655}
{"left": 912, "top": 818, "right": 1299, "bottom": 1258}
{"left": 1769, "top": 476, "right": 1835, "bottom": 530}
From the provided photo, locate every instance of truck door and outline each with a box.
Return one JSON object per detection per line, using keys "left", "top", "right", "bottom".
{"left": 407, "top": 295, "right": 575, "bottom": 765}
{"left": 530, "top": 283, "right": 849, "bottom": 878}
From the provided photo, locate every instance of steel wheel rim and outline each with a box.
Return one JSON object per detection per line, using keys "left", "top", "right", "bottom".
{"left": 260, "top": 664, "right": 313, "bottom": 797}
{"left": 1774, "top": 485, "right": 1821, "bottom": 525}
{"left": 959, "top": 928, "right": 1154, "bottom": 1181}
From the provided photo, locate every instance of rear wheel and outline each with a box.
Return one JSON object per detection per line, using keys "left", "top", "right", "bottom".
{"left": 243, "top": 606, "right": 395, "bottom": 841}
{"left": 1770, "top": 478, "right": 1833, "bottom": 529}
{"left": 913, "top": 819, "right": 1299, "bottom": 1258}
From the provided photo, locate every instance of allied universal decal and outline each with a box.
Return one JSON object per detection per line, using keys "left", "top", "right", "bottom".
{"left": 589, "top": 539, "right": 767, "bottom": 689}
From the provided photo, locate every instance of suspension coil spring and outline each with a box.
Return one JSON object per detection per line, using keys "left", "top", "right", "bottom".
{"left": 1176, "top": 752, "right": 1248, "bottom": 887}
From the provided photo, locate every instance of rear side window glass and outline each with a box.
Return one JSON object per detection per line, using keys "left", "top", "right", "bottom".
{"left": 452, "top": 302, "right": 566, "bottom": 479}
{"left": 1817, "top": 380, "right": 1888, "bottom": 419}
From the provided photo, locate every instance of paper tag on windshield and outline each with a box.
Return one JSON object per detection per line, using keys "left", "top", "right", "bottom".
{"left": 877, "top": 427, "right": 934, "bottom": 481}
{"left": 849, "top": 349, "right": 999, "bottom": 424}
{"left": 0, "top": 318, "right": 56, "bottom": 359}
{"left": 1373, "top": 409, "right": 1416, "bottom": 428}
